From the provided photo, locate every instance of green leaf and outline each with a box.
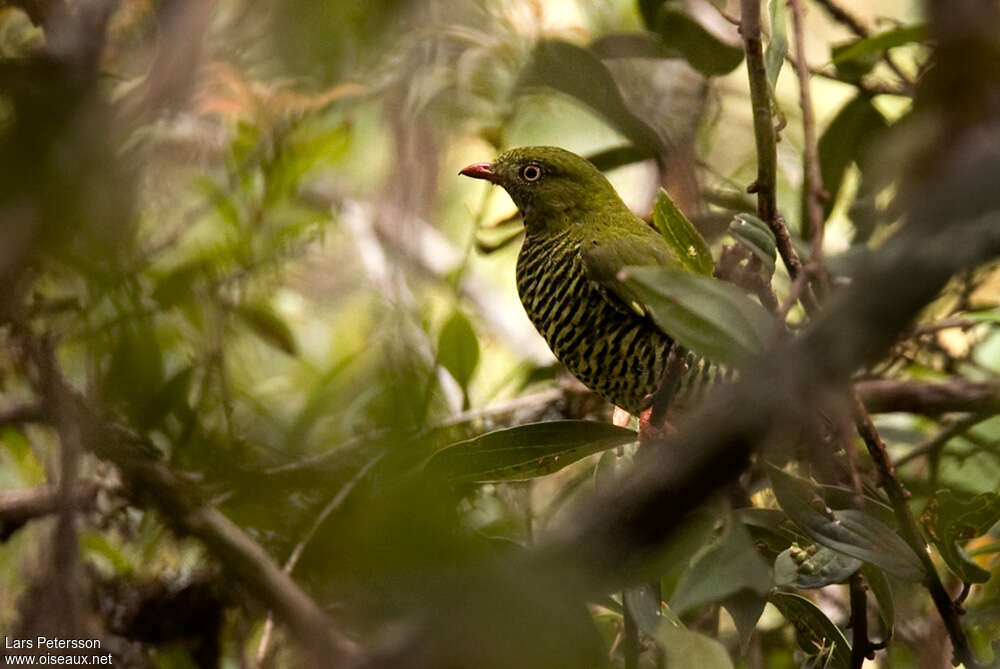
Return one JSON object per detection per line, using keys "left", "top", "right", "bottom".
{"left": 654, "top": 619, "right": 734, "bottom": 669}
{"left": 832, "top": 24, "right": 928, "bottom": 66}
{"left": 774, "top": 543, "right": 862, "bottom": 589}
{"left": 620, "top": 266, "right": 774, "bottom": 367}
{"left": 438, "top": 311, "right": 480, "bottom": 393}
{"left": 768, "top": 592, "right": 851, "bottom": 669}
{"left": 652, "top": 188, "right": 714, "bottom": 275}
{"left": 669, "top": 515, "right": 772, "bottom": 616}
{"left": 651, "top": 4, "right": 745, "bottom": 77}
{"left": 768, "top": 467, "right": 925, "bottom": 581}
{"left": 861, "top": 564, "right": 894, "bottom": 640}
{"left": 424, "top": 420, "right": 637, "bottom": 483}
{"left": 140, "top": 365, "right": 194, "bottom": 431}
{"left": 624, "top": 584, "right": 662, "bottom": 636}
{"left": 765, "top": 0, "right": 788, "bottom": 90}
{"left": 920, "top": 490, "right": 1000, "bottom": 583}
{"left": 729, "top": 214, "right": 777, "bottom": 277}
{"left": 813, "top": 95, "right": 889, "bottom": 222}
{"left": 520, "top": 40, "right": 666, "bottom": 156}
{"left": 589, "top": 31, "right": 672, "bottom": 59}
{"left": 233, "top": 302, "right": 298, "bottom": 355}
{"left": 584, "top": 144, "right": 658, "bottom": 172}
{"left": 723, "top": 590, "right": 767, "bottom": 654}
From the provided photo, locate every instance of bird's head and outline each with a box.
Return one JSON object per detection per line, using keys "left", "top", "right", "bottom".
{"left": 460, "top": 146, "right": 625, "bottom": 233}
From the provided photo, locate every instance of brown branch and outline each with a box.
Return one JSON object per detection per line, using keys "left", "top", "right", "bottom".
{"left": 0, "top": 402, "right": 47, "bottom": 426}
{"left": 0, "top": 483, "right": 99, "bottom": 542}
{"left": 854, "top": 377, "right": 1000, "bottom": 415}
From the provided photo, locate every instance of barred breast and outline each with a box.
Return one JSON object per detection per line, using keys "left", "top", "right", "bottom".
{"left": 515, "top": 230, "right": 676, "bottom": 414}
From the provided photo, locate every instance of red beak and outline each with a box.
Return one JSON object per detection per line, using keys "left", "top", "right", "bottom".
{"left": 459, "top": 162, "right": 503, "bottom": 185}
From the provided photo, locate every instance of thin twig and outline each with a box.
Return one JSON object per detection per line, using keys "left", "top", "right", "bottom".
{"left": 789, "top": 0, "right": 829, "bottom": 275}
{"left": 852, "top": 397, "right": 979, "bottom": 668}
{"left": 848, "top": 572, "right": 871, "bottom": 669}
{"left": 256, "top": 453, "right": 385, "bottom": 664}
{"left": 0, "top": 402, "right": 47, "bottom": 426}
{"left": 894, "top": 413, "right": 992, "bottom": 468}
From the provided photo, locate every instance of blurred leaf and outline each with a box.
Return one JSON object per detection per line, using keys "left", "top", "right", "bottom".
{"left": 832, "top": 25, "right": 928, "bottom": 66}
{"left": 649, "top": 3, "right": 745, "bottom": 77}
{"left": 438, "top": 311, "right": 480, "bottom": 393}
{"left": 105, "top": 320, "right": 165, "bottom": 424}
{"left": 655, "top": 619, "right": 734, "bottom": 669}
{"left": 140, "top": 366, "right": 194, "bottom": 431}
{"left": 233, "top": 302, "right": 298, "bottom": 355}
{"left": 813, "top": 95, "right": 888, "bottom": 221}
{"left": 620, "top": 266, "right": 773, "bottom": 366}
{"left": 585, "top": 144, "right": 657, "bottom": 172}
{"left": 520, "top": 40, "right": 666, "bottom": 156}
{"left": 774, "top": 543, "right": 862, "bottom": 589}
{"left": 589, "top": 31, "right": 672, "bottom": 59}
{"left": 769, "top": 467, "right": 925, "bottom": 581}
{"left": 624, "top": 583, "right": 662, "bottom": 636}
{"left": 152, "top": 260, "right": 208, "bottom": 308}
{"left": 861, "top": 563, "right": 894, "bottom": 640}
{"left": 669, "top": 515, "right": 771, "bottom": 616}
{"left": 765, "top": 0, "right": 788, "bottom": 89}
{"left": 729, "top": 213, "right": 777, "bottom": 277}
{"left": 723, "top": 590, "right": 767, "bottom": 654}
{"left": 652, "top": 188, "right": 714, "bottom": 275}
{"left": 920, "top": 490, "right": 1000, "bottom": 583}
{"left": 424, "top": 420, "right": 636, "bottom": 483}
{"left": 769, "top": 592, "right": 851, "bottom": 669}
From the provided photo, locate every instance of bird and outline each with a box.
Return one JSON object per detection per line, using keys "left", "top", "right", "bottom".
{"left": 460, "top": 146, "right": 711, "bottom": 417}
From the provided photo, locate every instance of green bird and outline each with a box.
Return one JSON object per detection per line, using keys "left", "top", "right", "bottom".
{"left": 461, "top": 146, "right": 708, "bottom": 415}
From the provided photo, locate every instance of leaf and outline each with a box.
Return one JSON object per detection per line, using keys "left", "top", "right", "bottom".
{"left": 620, "top": 266, "right": 774, "bottom": 367}
{"left": 813, "top": 95, "right": 889, "bottom": 221}
{"left": 584, "top": 144, "right": 657, "bottom": 172}
{"left": 438, "top": 311, "right": 480, "bottom": 393}
{"left": 624, "top": 584, "right": 662, "bottom": 636}
{"left": 233, "top": 302, "right": 298, "bottom": 355}
{"left": 723, "top": 590, "right": 767, "bottom": 655}
{"left": 589, "top": 31, "right": 672, "bottom": 59}
{"left": 768, "top": 592, "right": 851, "bottom": 669}
{"left": 152, "top": 260, "right": 208, "bottom": 307}
{"left": 520, "top": 40, "right": 666, "bottom": 156}
{"left": 832, "top": 24, "right": 928, "bottom": 67}
{"left": 652, "top": 188, "right": 714, "bottom": 275}
{"left": 140, "top": 366, "right": 194, "bottom": 431}
{"left": 774, "top": 543, "right": 862, "bottom": 589}
{"left": 650, "top": 4, "right": 745, "bottom": 77}
{"left": 423, "top": 420, "right": 637, "bottom": 483}
{"left": 861, "top": 564, "right": 894, "bottom": 640}
{"left": 669, "top": 515, "right": 772, "bottom": 616}
{"left": 765, "top": 0, "right": 788, "bottom": 90}
{"left": 655, "top": 619, "right": 734, "bottom": 669}
{"left": 920, "top": 490, "right": 1000, "bottom": 583}
{"left": 768, "top": 467, "right": 925, "bottom": 581}
{"left": 729, "top": 214, "right": 777, "bottom": 277}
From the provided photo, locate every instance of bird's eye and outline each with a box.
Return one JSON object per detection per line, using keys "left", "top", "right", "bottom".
{"left": 520, "top": 164, "right": 542, "bottom": 182}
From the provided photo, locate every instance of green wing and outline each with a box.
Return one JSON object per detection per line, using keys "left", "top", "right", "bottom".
{"left": 581, "top": 223, "right": 677, "bottom": 317}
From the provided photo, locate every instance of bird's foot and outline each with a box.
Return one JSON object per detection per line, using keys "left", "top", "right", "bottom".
{"left": 638, "top": 406, "right": 674, "bottom": 446}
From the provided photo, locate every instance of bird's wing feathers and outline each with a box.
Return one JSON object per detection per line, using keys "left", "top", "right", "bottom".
{"left": 581, "top": 224, "right": 676, "bottom": 317}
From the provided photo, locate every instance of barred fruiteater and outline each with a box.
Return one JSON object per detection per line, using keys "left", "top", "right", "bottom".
{"left": 461, "top": 146, "right": 708, "bottom": 415}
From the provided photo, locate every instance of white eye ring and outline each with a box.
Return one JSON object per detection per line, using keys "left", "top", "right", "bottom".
{"left": 521, "top": 164, "right": 542, "bottom": 182}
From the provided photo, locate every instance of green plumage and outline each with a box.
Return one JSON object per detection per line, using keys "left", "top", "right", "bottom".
{"left": 461, "top": 146, "right": 709, "bottom": 414}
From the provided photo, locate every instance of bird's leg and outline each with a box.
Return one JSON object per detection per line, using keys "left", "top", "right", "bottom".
{"left": 638, "top": 405, "right": 674, "bottom": 446}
